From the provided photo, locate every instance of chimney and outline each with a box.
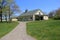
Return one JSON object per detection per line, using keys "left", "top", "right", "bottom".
{"left": 25, "top": 9, "right": 28, "bottom": 13}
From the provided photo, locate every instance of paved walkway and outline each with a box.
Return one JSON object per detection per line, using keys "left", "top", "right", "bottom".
{"left": 0, "top": 22, "right": 36, "bottom": 40}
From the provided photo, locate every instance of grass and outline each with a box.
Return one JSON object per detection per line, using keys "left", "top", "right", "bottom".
{"left": 0, "top": 22, "right": 18, "bottom": 38}
{"left": 27, "top": 20, "right": 60, "bottom": 40}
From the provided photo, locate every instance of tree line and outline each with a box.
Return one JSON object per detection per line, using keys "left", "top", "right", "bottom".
{"left": 0, "top": 0, "right": 20, "bottom": 22}
{"left": 48, "top": 8, "right": 60, "bottom": 20}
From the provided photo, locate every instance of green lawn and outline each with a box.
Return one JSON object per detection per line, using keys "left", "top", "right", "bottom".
{"left": 27, "top": 20, "right": 60, "bottom": 40}
{"left": 0, "top": 22, "right": 18, "bottom": 38}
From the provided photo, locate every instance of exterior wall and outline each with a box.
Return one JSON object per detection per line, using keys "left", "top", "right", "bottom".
{"left": 19, "top": 15, "right": 48, "bottom": 21}
{"left": 43, "top": 16, "right": 48, "bottom": 20}
{"left": 35, "top": 11, "right": 43, "bottom": 15}
{"left": 19, "top": 15, "right": 33, "bottom": 21}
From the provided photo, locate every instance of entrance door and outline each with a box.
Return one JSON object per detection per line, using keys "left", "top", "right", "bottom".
{"left": 40, "top": 16, "right": 43, "bottom": 20}
{"left": 35, "top": 15, "right": 43, "bottom": 20}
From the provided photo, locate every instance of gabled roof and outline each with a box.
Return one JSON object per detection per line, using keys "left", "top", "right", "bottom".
{"left": 20, "top": 9, "right": 45, "bottom": 16}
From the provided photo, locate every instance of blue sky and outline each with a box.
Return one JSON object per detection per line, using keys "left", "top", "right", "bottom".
{"left": 15, "top": 0, "right": 60, "bottom": 14}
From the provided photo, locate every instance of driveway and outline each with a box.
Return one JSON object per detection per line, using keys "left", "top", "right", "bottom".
{"left": 0, "top": 22, "right": 36, "bottom": 40}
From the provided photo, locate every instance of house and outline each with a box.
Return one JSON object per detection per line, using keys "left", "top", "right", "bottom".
{"left": 12, "top": 18, "right": 18, "bottom": 21}
{"left": 19, "top": 9, "right": 48, "bottom": 21}
{"left": 11, "top": 17, "right": 18, "bottom": 21}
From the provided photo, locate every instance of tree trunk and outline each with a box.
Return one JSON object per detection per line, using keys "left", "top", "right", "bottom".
{"left": 0, "top": 14, "right": 2, "bottom": 22}
{"left": 9, "top": 13, "right": 10, "bottom": 22}
{"left": 0, "top": 6, "right": 2, "bottom": 22}
{"left": 5, "top": 15, "right": 7, "bottom": 22}
{"left": 9, "top": 6, "right": 11, "bottom": 22}
{"left": 1, "top": 13, "right": 2, "bottom": 22}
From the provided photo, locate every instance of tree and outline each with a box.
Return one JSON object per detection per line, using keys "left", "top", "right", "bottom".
{"left": 0, "top": 0, "right": 20, "bottom": 22}
{"left": 8, "top": 2, "right": 20, "bottom": 22}
{"left": 48, "top": 10, "right": 56, "bottom": 18}
{"left": 0, "top": 0, "right": 5, "bottom": 22}
{"left": 49, "top": 8, "right": 60, "bottom": 20}
{"left": 0, "top": 0, "right": 12, "bottom": 22}
{"left": 54, "top": 8, "right": 60, "bottom": 19}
